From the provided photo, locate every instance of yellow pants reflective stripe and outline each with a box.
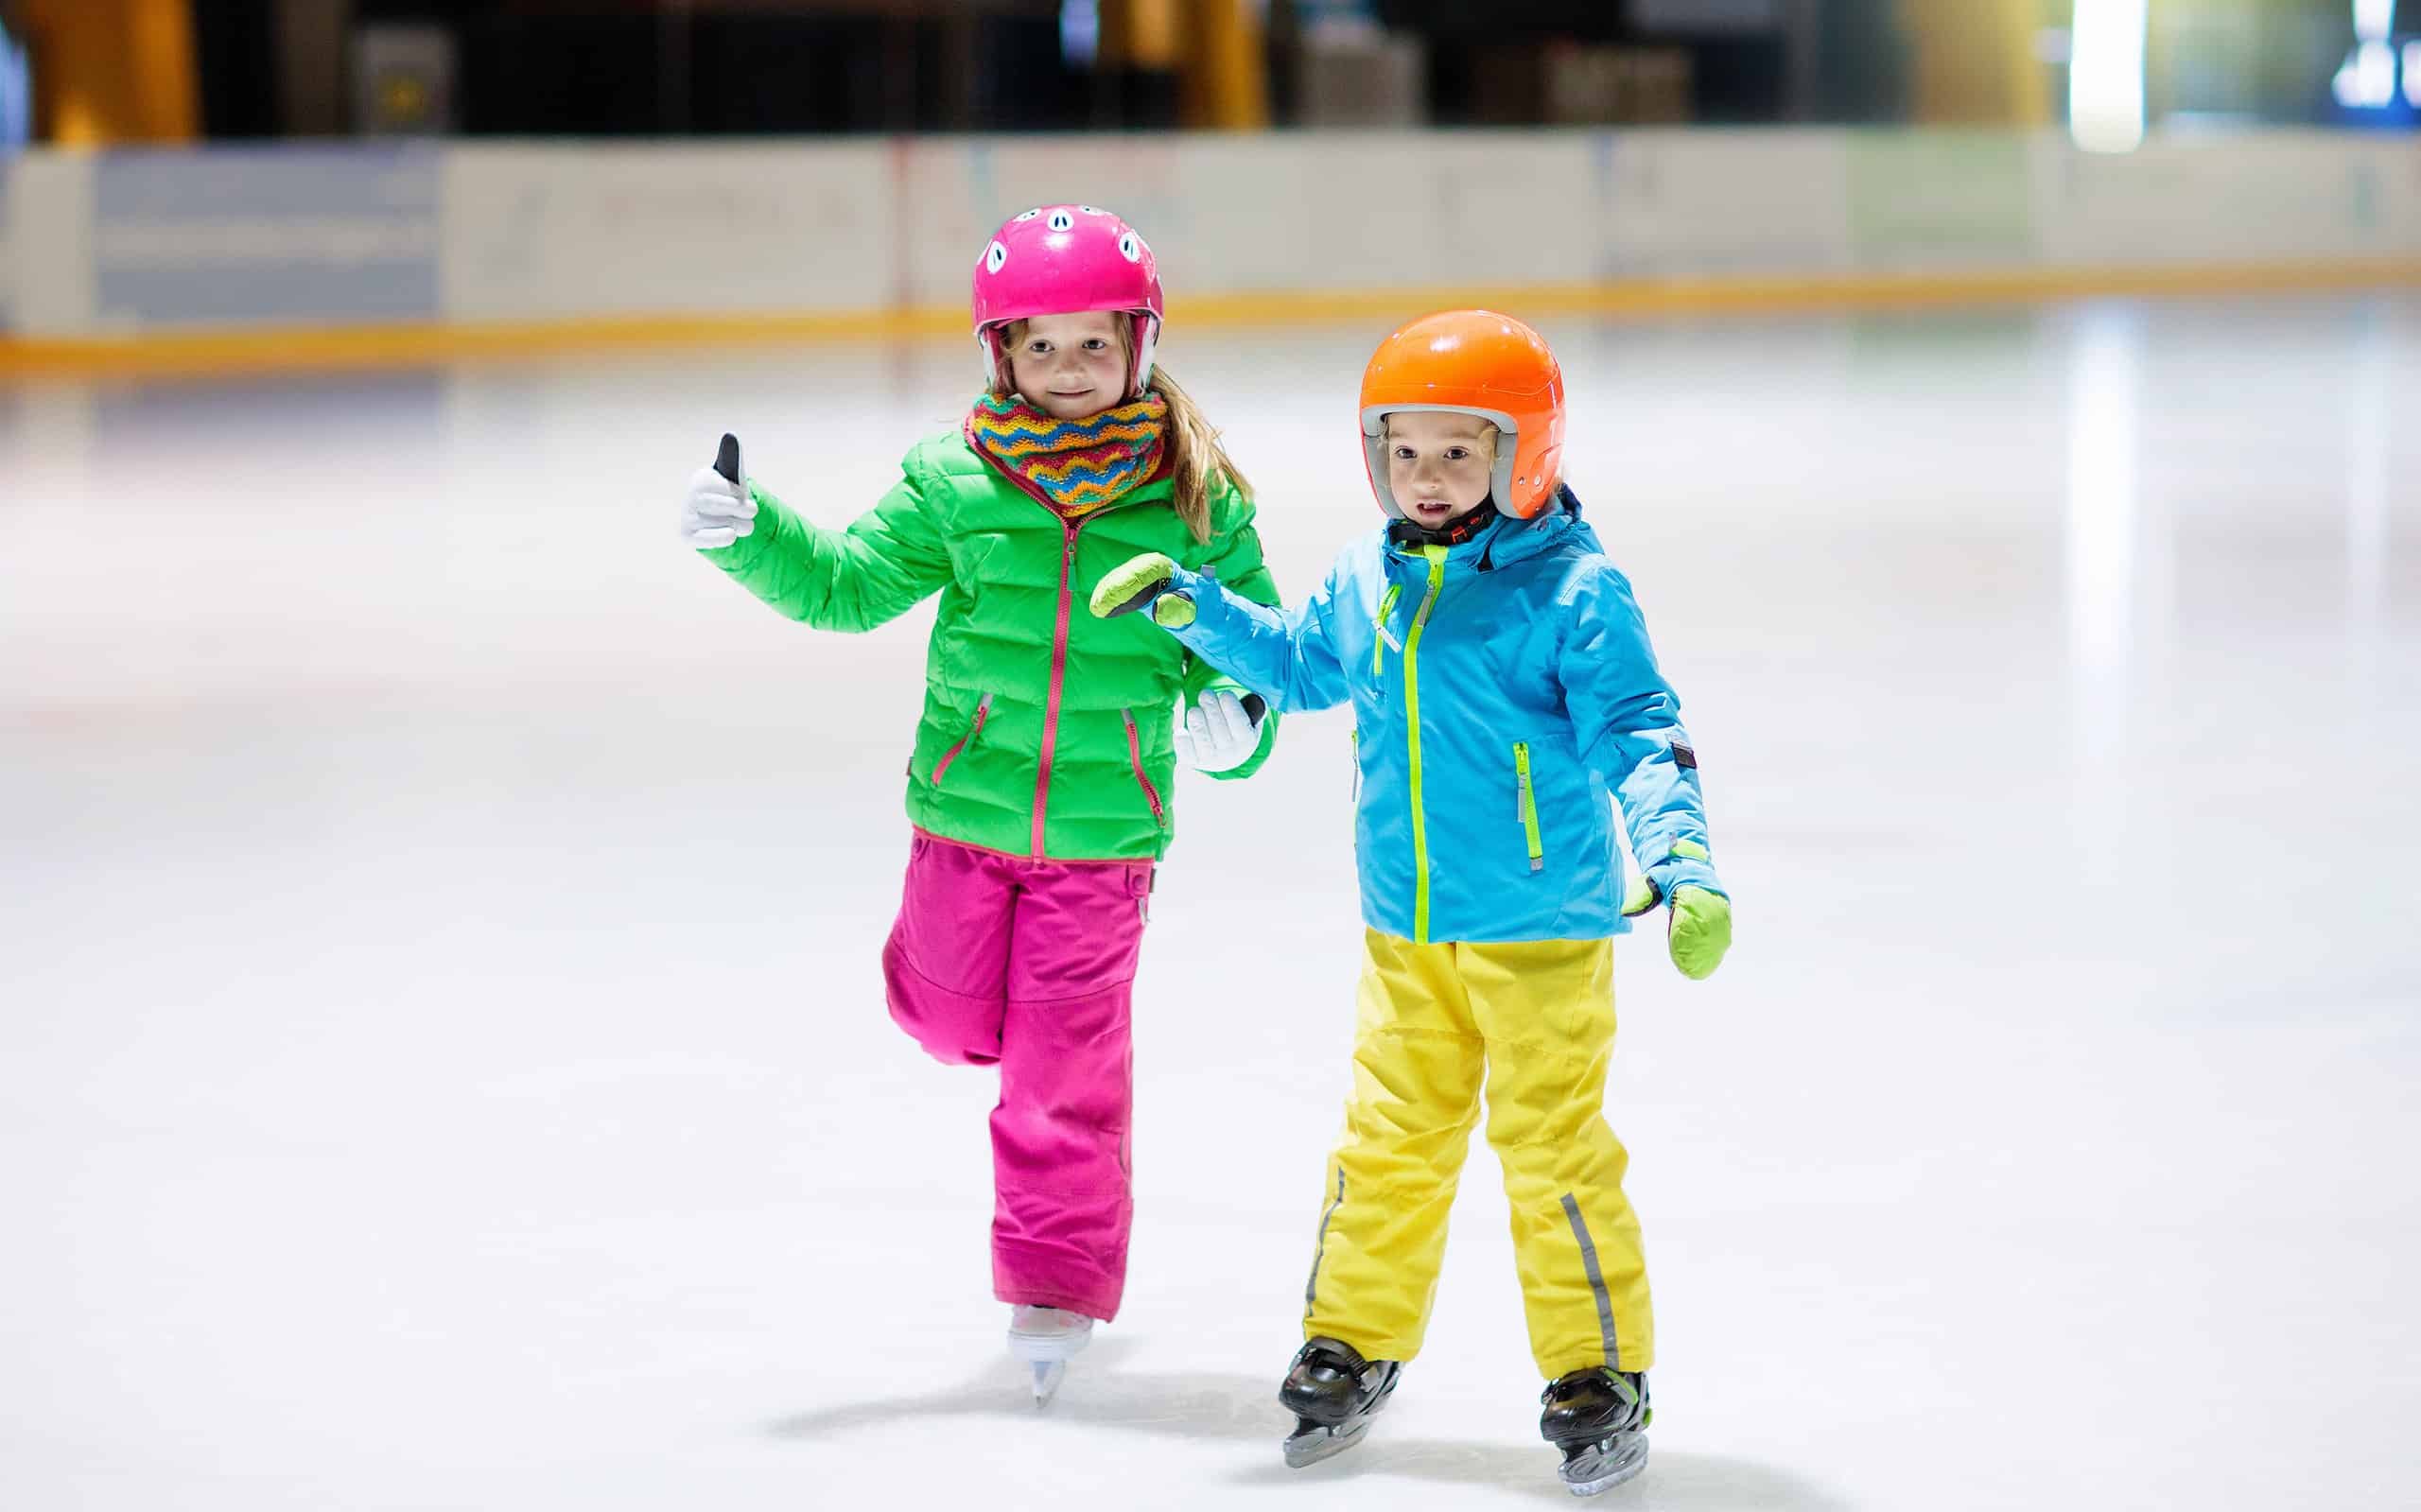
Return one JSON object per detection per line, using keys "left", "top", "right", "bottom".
{"left": 1301, "top": 930, "right": 1653, "bottom": 1378}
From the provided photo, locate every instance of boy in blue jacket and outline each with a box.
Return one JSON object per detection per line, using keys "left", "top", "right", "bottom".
{"left": 1089, "top": 310, "right": 1732, "bottom": 1496}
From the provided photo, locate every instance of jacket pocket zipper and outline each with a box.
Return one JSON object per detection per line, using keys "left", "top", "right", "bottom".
{"left": 1350, "top": 728, "right": 1362, "bottom": 805}
{"left": 1371, "top": 583, "right": 1402, "bottom": 677}
{"left": 1121, "top": 707, "right": 1167, "bottom": 827}
{"left": 931, "top": 693, "right": 992, "bottom": 786}
{"left": 1513, "top": 740, "right": 1544, "bottom": 874}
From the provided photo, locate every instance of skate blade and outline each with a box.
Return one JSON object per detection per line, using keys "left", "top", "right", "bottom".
{"left": 1559, "top": 1433, "right": 1649, "bottom": 1497}
{"left": 1282, "top": 1418, "right": 1372, "bottom": 1469}
{"left": 1030, "top": 1361, "right": 1067, "bottom": 1405}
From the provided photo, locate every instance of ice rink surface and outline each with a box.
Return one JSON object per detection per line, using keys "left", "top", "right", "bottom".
{"left": 4, "top": 295, "right": 2417, "bottom": 1511}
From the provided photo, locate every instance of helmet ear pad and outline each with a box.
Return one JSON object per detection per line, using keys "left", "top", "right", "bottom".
{"left": 978, "top": 327, "right": 1009, "bottom": 391}
{"left": 1128, "top": 311, "right": 1159, "bottom": 397}
{"left": 1508, "top": 432, "right": 1563, "bottom": 517}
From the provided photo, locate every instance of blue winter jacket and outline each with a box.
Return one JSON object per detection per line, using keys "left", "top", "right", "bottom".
{"left": 1158, "top": 488, "right": 1722, "bottom": 945}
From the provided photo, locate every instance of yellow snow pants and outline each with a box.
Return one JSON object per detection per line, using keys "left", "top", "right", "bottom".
{"left": 1300, "top": 930, "right": 1652, "bottom": 1379}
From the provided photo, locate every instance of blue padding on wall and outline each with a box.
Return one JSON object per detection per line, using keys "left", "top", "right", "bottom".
{"left": 92, "top": 145, "right": 442, "bottom": 326}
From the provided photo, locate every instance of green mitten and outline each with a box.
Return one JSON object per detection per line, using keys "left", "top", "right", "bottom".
{"left": 1089, "top": 553, "right": 1194, "bottom": 627}
{"left": 1665, "top": 885, "right": 1732, "bottom": 982}
{"left": 1621, "top": 876, "right": 1658, "bottom": 918}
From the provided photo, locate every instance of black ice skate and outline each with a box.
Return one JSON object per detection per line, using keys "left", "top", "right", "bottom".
{"left": 1278, "top": 1336, "right": 1402, "bottom": 1468}
{"left": 1540, "top": 1366, "right": 1651, "bottom": 1496}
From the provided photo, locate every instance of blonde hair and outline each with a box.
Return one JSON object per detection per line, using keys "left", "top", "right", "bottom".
{"left": 996, "top": 317, "right": 1251, "bottom": 544}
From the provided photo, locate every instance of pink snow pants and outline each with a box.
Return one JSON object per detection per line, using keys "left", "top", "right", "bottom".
{"left": 880, "top": 830, "right": 1152, "bottom": 1322}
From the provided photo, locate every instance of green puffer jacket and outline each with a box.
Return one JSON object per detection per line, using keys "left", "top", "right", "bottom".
{"left": 705, "top": 428, "right": 1281, "bottom": 861}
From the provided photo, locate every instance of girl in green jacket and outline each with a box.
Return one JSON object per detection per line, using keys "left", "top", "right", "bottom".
{"left": 677, "top": 205, "right": 1281, "bottom": 1401}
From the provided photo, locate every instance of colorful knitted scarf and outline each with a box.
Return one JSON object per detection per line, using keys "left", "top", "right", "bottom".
{"left": 967, "top": 391, "right": 1170, "bottom": 516}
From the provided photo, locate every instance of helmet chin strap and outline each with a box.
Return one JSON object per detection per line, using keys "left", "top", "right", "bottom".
{"left": 1387, "top": 496, "right": 1500, "bottom": 548}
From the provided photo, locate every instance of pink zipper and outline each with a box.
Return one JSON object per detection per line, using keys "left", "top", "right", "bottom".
{"left": 1121, "top": 707, "right": 1166, "bottom": 827}
{"left": 931, "top": 692, "right": 991, "bottom": 785}
{"left": 1032, "top": 520, "right": 1081, "bottom": 856}
{"left": 965, "top": 420, "right": 1134, "bottom": 860}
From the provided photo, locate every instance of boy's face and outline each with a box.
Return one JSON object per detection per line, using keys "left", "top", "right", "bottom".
{"left": 1007, "top": 311, "right": 1130, "bottom": 420}
{"left": 1384, "top": 412, "right": 1497, "bottom": 529}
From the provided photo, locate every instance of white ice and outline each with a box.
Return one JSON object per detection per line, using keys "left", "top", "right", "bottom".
{"left": 3, "top": 295, "right": 2417, "bottom": 1511}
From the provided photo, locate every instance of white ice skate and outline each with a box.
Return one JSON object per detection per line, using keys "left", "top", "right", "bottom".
{"left": 1006, "top": 1305, "right": 1094, "bottom": 1405}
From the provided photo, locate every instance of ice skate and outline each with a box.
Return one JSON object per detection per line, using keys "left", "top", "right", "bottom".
{"left": 1005, "top": 1305, "right": 1094, "bottom": 1405}
{"left": 1540, "top": 1366, "right": 1650, "bottom": 1496}
{"left": 1278, "top": 1336, "right": 1402, "bottom": 1468}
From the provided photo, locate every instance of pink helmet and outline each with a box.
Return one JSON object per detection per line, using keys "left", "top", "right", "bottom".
{"left": 970, "top": 204, "right": 1163, "bottom": 398}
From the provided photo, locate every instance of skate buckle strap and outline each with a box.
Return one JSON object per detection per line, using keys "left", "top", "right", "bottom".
{"left": 1298, "top": 1336, "right": 1369, "bottom": 1376}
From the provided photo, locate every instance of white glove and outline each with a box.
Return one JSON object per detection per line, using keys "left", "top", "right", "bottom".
{"left": 1176, "top": 688, "right": 1263, "bottom": 773}
{"left": 680, "top": 463, "right": 756, "bottom": 549}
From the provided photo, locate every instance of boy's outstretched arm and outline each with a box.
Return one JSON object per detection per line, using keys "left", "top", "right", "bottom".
{"left": 1090, "top": 552, "right": 1351, "bottom": 716}
{"left": 1558, "top": 564, "right": 1732, "bottom": 980}
{"left": 1176, "top": 516, "right": 1284, "bottom": 779}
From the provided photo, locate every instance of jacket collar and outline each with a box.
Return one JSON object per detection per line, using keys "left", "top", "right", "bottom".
{"left": 1381, "top": 485, "right": 1583, "bottom": 574}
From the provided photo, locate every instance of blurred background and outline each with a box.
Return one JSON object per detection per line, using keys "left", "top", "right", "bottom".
{"left": 2, "top": 6, "right": 2416, "bottom": 1512}
{"left": 2, "top": 0, "right": 2420, "bottom": 141}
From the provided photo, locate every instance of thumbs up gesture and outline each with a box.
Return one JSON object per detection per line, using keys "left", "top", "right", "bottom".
{"left": 681, "top": 433, "right": 757, "bottom": 549}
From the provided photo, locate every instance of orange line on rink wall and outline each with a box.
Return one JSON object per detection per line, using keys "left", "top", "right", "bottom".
{"left": 6, "top": 258, "right": 2420, "bottom": 382}
{"left": 0, "top": 309, "right": 973, "bottom": 382}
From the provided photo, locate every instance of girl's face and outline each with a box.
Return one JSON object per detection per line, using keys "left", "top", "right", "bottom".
{"left": 1384, "top": 412, "right": 1497, "bottom": 529}
{"left": 1006, "top": 312, "right": 1131, "bottom": 420}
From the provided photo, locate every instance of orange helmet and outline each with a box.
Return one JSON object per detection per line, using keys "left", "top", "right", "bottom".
{"left": 1360, "top": 309, "right": 1566, "bottom": 520}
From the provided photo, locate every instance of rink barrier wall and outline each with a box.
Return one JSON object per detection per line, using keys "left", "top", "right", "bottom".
{"left": 3, "top": 129, "right": 2417, "bottom": 378}
{"left": 6, "top": 256, "right": 2421, "bottom": 382}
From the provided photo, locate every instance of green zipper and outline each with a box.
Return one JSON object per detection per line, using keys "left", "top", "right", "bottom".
{"left": 1513, "top": 741, "right": 1543, "bottom": 873}
{"left": 1404, "top": 546, "right": 1447, "bottom": 943}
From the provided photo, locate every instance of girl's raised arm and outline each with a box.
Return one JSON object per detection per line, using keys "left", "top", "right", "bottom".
{"left": 688, "top": 436, "right": 953, "bottom": 634}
